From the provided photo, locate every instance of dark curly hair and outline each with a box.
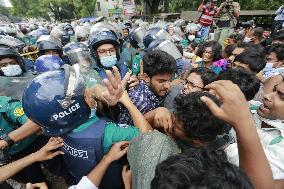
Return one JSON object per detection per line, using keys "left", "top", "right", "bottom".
{"left": 143, "top": 49, "right": 177, "bottom": 77}
{"left": 174, "top": 92, "right": 226, "bottom": 142}
{"left": 234, "top": 47, "right": 266, "bottom": 73}
{"left": 218, "top": 68, "right": 260, "bottom": 101}
{"left": 151, "top": 148, "right": 253, "bottom": 189}
{"left": 196, "top": 41, "right": 223, "bottom": 62}
{"left": 264, "top": 43, "right": 284, "bottom": 62}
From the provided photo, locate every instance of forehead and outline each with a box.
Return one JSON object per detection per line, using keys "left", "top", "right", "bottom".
{"left": 233, "top": 47, "right": 245, "bottom": 55}
{"left": 0, "top": 57, "right": 17, "bottom": 64}
{"left": 188, "top": 72, "right": 202, "bottom": 81}
{"left": 152, "top": 73, "right": 172, "bottom": 80}
{"left": 267, "top": 52, "right": 277, "bottom": 59}
{"left": 204, "top": 46, "right": 212, "bottom": 52}
{"left": 97, "top": 44, "right": 114, "bottom": 50}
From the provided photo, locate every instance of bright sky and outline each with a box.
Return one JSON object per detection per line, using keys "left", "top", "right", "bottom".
{"left": 3, "top": 0, "right": 12, "bottom": 7}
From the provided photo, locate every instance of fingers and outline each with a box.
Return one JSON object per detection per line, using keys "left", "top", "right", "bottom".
{"left": 115, "top": 141, "right": 130, "bottom": 147}
{"left": 122, "top": 72, "right": 131, "bottom": 88}
{"left": 112, "top": 66, "right": 122, "bottom": 85}
{"left": 200, "top": 96, "right": 224, "bottom": 119}
{"left": 105, "top": 69, "right": 118, "bottom": 90}
{"left": 50, "top": 150, "right": 65, "bottom": 159}
{"left": 122, "top": 165, "right": 128, "bottom": 172}
{"left": 103, "top": 79, "right": 116, "bottom": 96}
{"left": 46, "top": 137, "right": 64, "bottom": 151}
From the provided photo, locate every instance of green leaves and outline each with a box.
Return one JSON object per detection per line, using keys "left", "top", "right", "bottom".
{"left": 9, "top": 0, "right": 97, "bottom": 21}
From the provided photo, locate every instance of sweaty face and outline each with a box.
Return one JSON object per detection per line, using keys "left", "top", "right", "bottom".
{"left": 258, "top": 81, "right": 284, "bottom": 120}
{"left": 96, "top": 44, "right": 116, "bottom": 58}
{"left": 0, "top": 57, "right": 18, "bottom": 69}
{"left": 183, "top": 73, "right": 204, "bottom": 95}
{"left": 150, "top": 73, "right": 172, "bottom": 97}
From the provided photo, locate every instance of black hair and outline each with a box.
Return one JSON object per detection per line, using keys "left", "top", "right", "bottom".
{"left": 151, "top": 148, "right": 253, "bottom": 189}
{"left": 218, "top": 68, "right": 260, "bottom": 101}
{"left": 234, "top": 47, "right": 266, "bottom": 73}
{"left": 224, "top": 44, "right": 237, "bottom": 58}
{"left": 229, "top": 33, "right": 244, "bottom": 43}
{"left": 264, "top": 43, "right": 284, "bottom": 62}
{"left": 273, "top": 30, "right": 284, "bottom": 42}
{"left": 252, "top": 27, "right": 264, "bottom": 39}
{"left": 187, "top": 67, "right": 217, "bottom": 86}
{"left": 196, "top": 41, "right": 223, "bottom": 62}
{"left": 174, "top": 92, "right": 225, "bottom": 142}
{"left": 143, "top": 49, "right": 177, "bottom": 77}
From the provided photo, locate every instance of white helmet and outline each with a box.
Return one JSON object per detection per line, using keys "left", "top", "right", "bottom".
{"left": 75, "top": 25, "right": 90, "bottom": 40}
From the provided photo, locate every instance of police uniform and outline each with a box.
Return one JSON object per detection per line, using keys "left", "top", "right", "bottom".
{"left": 0, "top": 96, "right": 38, "bottom": 155}
{"left": 0, "top": 96, "right": 50, "bottom": 184}
{"left": 61, "top": 115, "right": 140, "bottom": 188}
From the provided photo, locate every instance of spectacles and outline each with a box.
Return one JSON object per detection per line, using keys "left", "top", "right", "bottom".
{"left": 184, "top": 80, "right": 204, "bottom": 89}
{"left": 97, "top": 47, "right": 116, "bottom": 54}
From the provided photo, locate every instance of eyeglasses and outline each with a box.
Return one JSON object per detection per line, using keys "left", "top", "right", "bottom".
{"left": 184, "top": 80, "right": 204, "bottom": 89}
{"left": 97, "top": 47, "right": 116, "bottom": 54}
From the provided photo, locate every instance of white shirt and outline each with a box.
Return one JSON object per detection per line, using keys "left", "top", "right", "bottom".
{"left": 225, "top": 114, "right": 284, "bottom": 179}
{"left": 68, "top": 176, "right": 98, "bottom": 189}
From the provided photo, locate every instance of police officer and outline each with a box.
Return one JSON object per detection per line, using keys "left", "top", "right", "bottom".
{"left": 37, "top": 35, "right": 63, "bottom": 57}
{"left": 88, "top": 29, "right": 128, "bottom": 80}
{"left": 0, "top": 46, "right": 50, "bottom": 185}
{"left": 21, "top": 63, "right": 153, "bottom": 189}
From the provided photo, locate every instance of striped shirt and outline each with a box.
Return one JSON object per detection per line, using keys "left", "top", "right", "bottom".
{"left": 117, "top": 80, "right": 165, "bottom": 125}
{"left": 199, "top": 5, "right": 218, "bottom": 27}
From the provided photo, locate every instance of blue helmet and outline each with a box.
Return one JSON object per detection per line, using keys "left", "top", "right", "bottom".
{"left": 87, "top": 30, "right": 120, "bottom": 64}
{"left": 35, "top": 55, "right": 64, "bottom": 73}
{"left": 37, "top": 40, "right": 62, "bottom": 55}
{"left": 22, "top": 64, "right": 91, "bottom": 136}
{"left": 142, "top": 28, "right": 161, "bottom": 49}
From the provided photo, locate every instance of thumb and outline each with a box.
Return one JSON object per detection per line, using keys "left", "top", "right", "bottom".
{"left": 122, "top": 165, "right": 128, "bottom": 172}
{"left": 200, "top": 96, "right": 223, "bottom": 119}
{"left": 26, "top": 183, "right": 33, "bottom": 189}
{"left": 122, "top": 72, "right": 131, "bottom": 88}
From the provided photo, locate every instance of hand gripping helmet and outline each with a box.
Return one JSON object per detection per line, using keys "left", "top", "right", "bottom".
{"left": 34, "top": 55, "right": 64, "bottom": 73}
{"left": 87, "top": 30, "right": 120, "bottom": 64}
{"left": 22, "top": 64, "right": 91, "bottom": 136}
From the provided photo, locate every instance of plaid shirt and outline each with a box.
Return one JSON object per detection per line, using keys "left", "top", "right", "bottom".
{"left": 117, "top": 81, "right": 165, "bottom": 125}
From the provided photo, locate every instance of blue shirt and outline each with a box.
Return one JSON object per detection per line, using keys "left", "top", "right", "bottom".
{"left": 117, "top": 81, "right": 165, "bottom": 125}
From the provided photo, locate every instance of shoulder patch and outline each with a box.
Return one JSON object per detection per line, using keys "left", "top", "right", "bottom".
{"left": 14, "top": 108, "right": 25, "bottom": 117}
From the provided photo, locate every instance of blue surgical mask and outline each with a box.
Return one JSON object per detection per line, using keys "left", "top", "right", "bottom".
{"left": 89, "top": 108, "right": 97, "bottom": 118}
{"left": 100, "top": 55, "right": 117, "bottom": 68}
{"left": 1, "top": 64, "right": 22, "bottom": 77}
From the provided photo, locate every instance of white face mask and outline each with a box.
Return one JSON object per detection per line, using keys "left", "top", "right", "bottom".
{"left": 100, "top": 55, "right": 117, "bottom": 68}
{"left": 188, "top": 35, "right": 196, "bottom": 41}
{"left": 1, "top": 64, "right": 22, "bottom": 77}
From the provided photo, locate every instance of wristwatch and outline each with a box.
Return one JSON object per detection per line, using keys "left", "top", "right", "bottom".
{"left": 0, "top": 133, "right": 15, "bottom": 147}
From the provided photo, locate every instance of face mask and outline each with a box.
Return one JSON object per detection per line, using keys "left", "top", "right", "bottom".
{"left": 68, "top": 31, "right": 74, "bottom": 35}
{"left": 243, "top": 37, "right": 252, "bottom": 43}
{"left": 89, "top": 108, "right": 97, "bottom": 118}
{"left": 100, "top": 55, "right": 117, "bottom": 68}
{"left": 1, "top": 64, "right": 22, "bottom": 77}
{"left": 188, "top": 35, "right": 196, "bottom": 41}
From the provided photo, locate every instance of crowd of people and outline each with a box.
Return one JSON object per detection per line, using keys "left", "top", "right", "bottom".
{"left": 0, "top": 0, "right": 284, "bottom": 189}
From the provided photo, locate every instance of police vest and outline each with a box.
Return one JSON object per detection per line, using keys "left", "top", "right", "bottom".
{"left": 61, "top": 118, "right": 106, "bottom": 181}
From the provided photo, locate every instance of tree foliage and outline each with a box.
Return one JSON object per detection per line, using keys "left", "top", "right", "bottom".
{"left": 6, "top": 0, "right": 284, "bottom": 19}
{"left": 9, "top": 0, "right": 97, "bottom": 21}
